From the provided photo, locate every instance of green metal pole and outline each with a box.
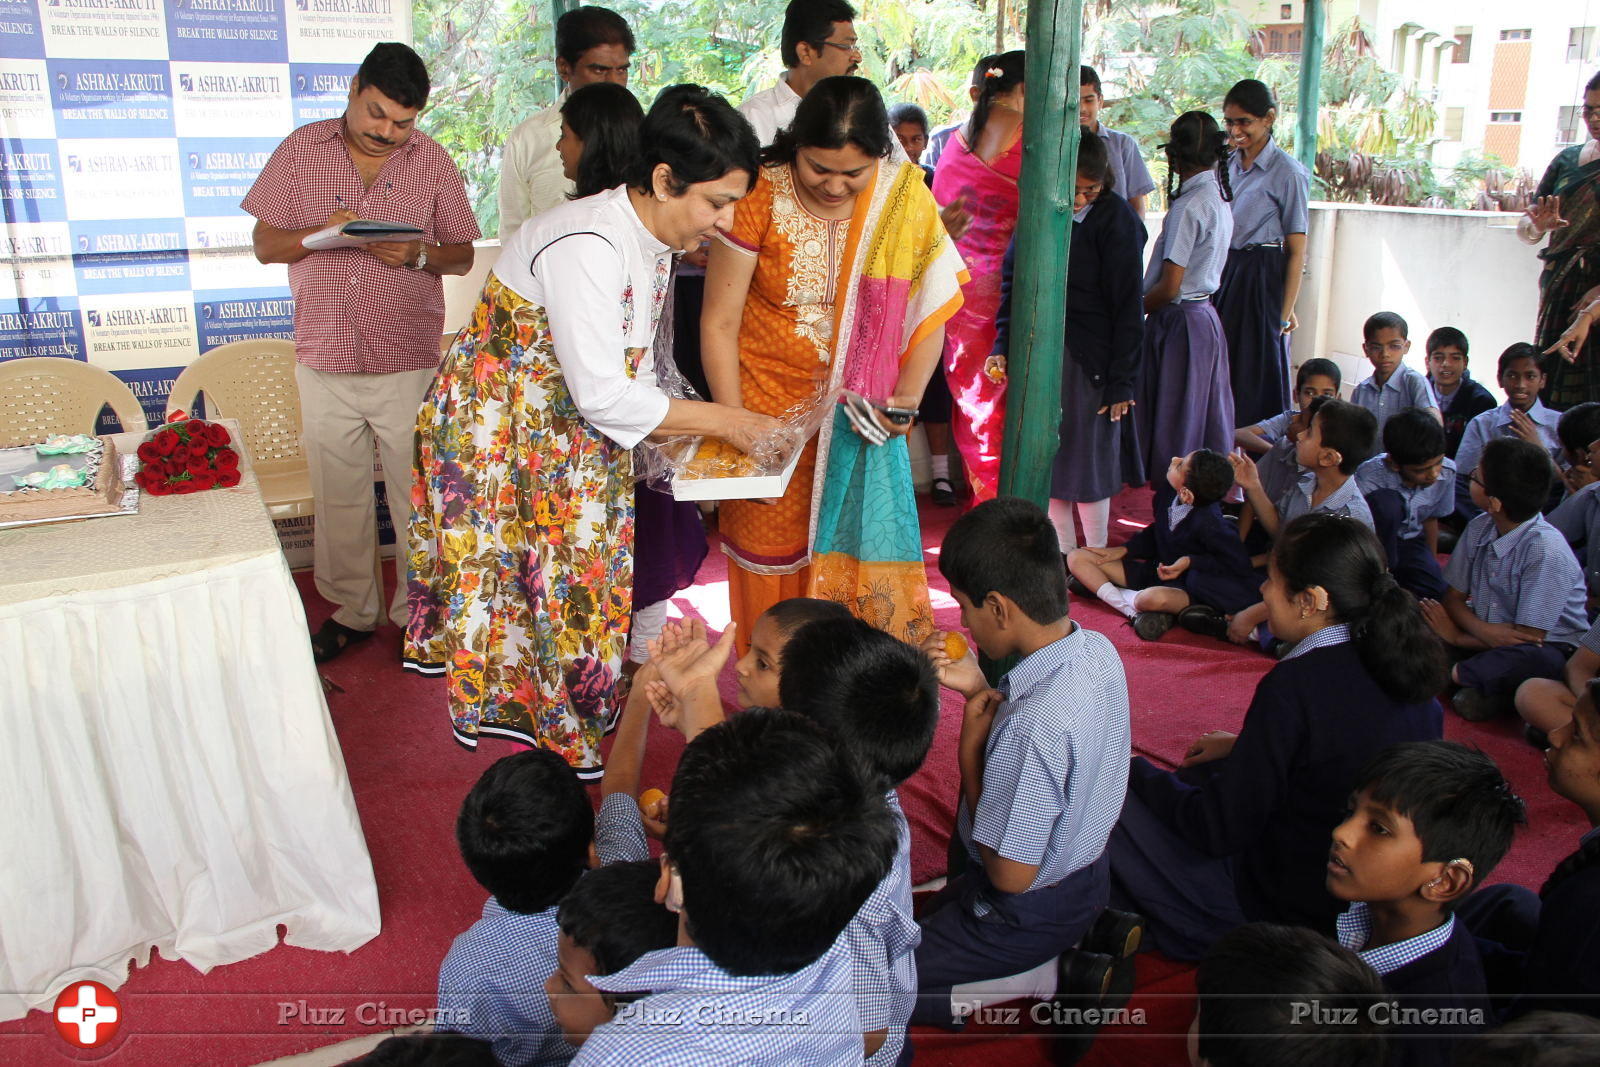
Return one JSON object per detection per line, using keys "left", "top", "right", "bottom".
{"left": 1295, "top": 0, "right": 1325, "bottom": 171}
{"left": 997, "top": 0, "right": 1082, "bottom": 507}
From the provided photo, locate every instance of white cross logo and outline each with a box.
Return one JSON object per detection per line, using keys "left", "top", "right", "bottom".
{"left": 53, "top": 981, "right": 121, "bottom": 1048}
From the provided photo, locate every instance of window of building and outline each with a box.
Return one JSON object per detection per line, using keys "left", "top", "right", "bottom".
{"left": 1280, "top": 3, "right": 1292, "bottom": 18}
{"left": 1443, "top": 108, "right": 1465, "bottom": 140}
{"left": 1288, "top": 29, "right": 1301, "bottom": 53}
{"left": 1499, "top": 28, "right": 1531, "bottom": 42}
{"left": 1559, "top": 106, "right": 1584, "bottom": 144}
{"left": 1268, "top": 28, "right": 1283, "bottom": 53}
{"left": 1490, "top": 111, "right": 1523, "bottom": 123}
{"left": 1452, "top": 28, "right": 1472, "bottom": 63}
{"left": 1570, "top": 27, "right": 1597, "bottom": 63}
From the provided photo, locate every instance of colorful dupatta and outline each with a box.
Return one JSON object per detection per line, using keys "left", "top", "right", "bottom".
{"left": 806, "top": 161, "right": 968, "bottom": 642}
{"left": 1537, "top": 146, "right": 1600, "bottom": 407}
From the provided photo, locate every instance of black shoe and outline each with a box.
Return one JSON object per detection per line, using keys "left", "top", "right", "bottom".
{"left": 1066, "top": 572, "right": 1091, "bottom": 598}
{"left": 1453, "top": 686, "right": 1507, "bottom": 722}
{"left": 1083, "top": 909, "right": 1144, "bottom": 961}
{"left": 1525, "top": 722, "right": 1551, "bottom": 750}
{"left": 1057, "top": 949, "right": 1116, "bottom": 1000}
{"left": 930, "top": 477, "right": 957, "bottom": 506}
{"left": 1177, "top": 604, "right": 1229, "bottom": 640}
{"left": 311, "top": 618, "right": 374, "bottom": 664}
{"left": 1131, "top": 611, "right": 1175, "bottom": 641}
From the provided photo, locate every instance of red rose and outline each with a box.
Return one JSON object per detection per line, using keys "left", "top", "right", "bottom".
{"left": 153, "top": 429, "right": 179, "bottom": 455}
{"left": 164, "top": 459, "right": 185, "bottom": 477}
{"left": 186, "top": 459, "right": 210, "bottom": 476}
{"left": 133, "top": 470, "right": 149, "bottom": 489}
{"left": 173, "top": 480, "right": 198, "bottom": 494}
{"left": 192, "top": 470, "right": 217, "bottom": 490}
{"left": 136, "top": 442, "right": 160, "bottom": 463}
{"left": 144, "top": 480, "right": 169, "bottom": 496}
{"left": 206, "top": 423, "right": 230, "bottom": 447}
{"left": 173, "top": 444, "right": 193, "bottom": 463}
{"left": 184, "top": 419, "right": 207, "bottom": 440}
{"left": 216, "top": 449, "right": 239, "bottom": 470}
{"left": 218, "top": 468, "right": 242, "bottom": 488}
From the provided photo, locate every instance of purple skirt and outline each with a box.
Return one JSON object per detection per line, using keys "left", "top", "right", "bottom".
{"left": 632, "top": 482, "right": 707, "bottom": 607}
{"left": 1136, "top": 300, "right": 1236, "bottom": 483}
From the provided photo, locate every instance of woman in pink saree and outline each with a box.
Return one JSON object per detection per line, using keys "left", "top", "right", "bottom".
{"left": 931, "top": 49, "right": 1024, "bottom": 501}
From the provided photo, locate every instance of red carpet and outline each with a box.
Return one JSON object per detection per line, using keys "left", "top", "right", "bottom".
{"left": 0, "top": 487, "right": 1583, "bottom": 1065}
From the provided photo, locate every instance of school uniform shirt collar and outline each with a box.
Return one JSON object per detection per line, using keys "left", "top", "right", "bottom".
{"left": 1336, "top": 901, "right": 1456, "bottom": 976}
{"left": 999, "top": 623, "right": 1083, "bottom": 702}
{"left": 1487, "top": 515, "right": 1546, "bottom": 561}
{"left": 1233, "top": 136, "right": 1286, "bottom": 175}
{"left": 1375, "top": 366, "right": 1415, "bottom": 395}
{"left": 1496, "top": 398, "right": 1558, "bottom": 427}
{"left": 1281, "top": 623, "right": 1351, "bottom": 661}
{"left": 1293, "top": 468, "right": 1364, "bottom": 512}
{"left": 1168, "top": 499, "right": 1193, "bottom": 530}
{"left": 1175, "top": 169, "right": 1218, "bottom": 199}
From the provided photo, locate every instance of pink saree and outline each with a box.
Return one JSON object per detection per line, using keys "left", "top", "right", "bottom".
{"left": 932, "top": 129, "right": 1022, "bottom": 501}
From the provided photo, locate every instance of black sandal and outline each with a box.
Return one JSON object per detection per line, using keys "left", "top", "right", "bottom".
{"left": 311, "top": 619, "right": 374, "bottom": 664}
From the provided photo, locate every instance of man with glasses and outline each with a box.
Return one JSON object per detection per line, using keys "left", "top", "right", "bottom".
{"left": 739, "top": 0, "right": 863, "bottom": 146}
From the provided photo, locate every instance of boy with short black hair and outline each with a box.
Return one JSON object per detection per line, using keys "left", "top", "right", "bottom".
{"left": 1191, "top": 923, "right": 1388, "bottom": 1067}
{"left": 1352, "top": 312, "right": 1441, "bottom": 430}
{"left": 1556, "top": 401, "right": 1600, "bottom": 492}
{"left": 1425, "top": 327, "right": 1494, "bottom": 461}
{"left": 437, "top": 750, "right": 595, "bottom": 1067}
{"left": 1236, "top": 398, "right": 1379, "bottom": 538}
{"left": 1078, "top": 64, "right": 1155, "bottom": 217}
{"left": 1422, "top": 438, "right": 1590, "bottom": 722}
{"left": 1235, "top": 356, "right": 1342, "bottom": 456}
{"left": 913, "top": 497, "right": 1132, "bottom": 1026}
{"left": 1068, "top": 449, "right": 1258, "bottom": 641}
{"left": 546, "top": 861, "right": 680, "bottom": 1050}
{"left": 1356, "top": 408, "right": 1455, "bottom": 599}
{"left": 1327, "top": 740, "right": 1526, "bottom": 1067}
{"left": 575, "top": 708, "right": 897, "bottom": 1065}
{"left": 779, "top": 617, "right": 939, "bottom": 1063}
{"left": 1454, "top": 343, "right": 1566, "bottom": 520}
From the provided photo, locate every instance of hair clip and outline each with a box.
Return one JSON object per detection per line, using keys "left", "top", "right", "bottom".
{"left": 984, "top": 67, "right": 1004, "bottom": 79}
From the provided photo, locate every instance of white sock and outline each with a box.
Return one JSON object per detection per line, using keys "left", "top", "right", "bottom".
{"left": 629, "top": 600, "right": 670, "bottom": 663}
{"left": 1097, "top": 582, "right": 1137, "bottom": 618}
{"left": 931, "top": 454, "right": 950, "bottom": 481}
{"left": 950, "top": 957, "right": 1060, "bottom": 1019}
{"left": 1048, "top": 497, "right": 1079, "bottom": 551}
{"left": 1077, "top": 498, "right": 1111, "bottom": 548}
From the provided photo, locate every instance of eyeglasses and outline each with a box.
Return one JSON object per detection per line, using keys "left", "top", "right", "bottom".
{"left": 1222, "top": 117, "right": 1259, "bottom": 128}
{"left": 1583, "top": 106, "right": 1600, "bottom": 118}
{"left": 820, "top": 40, "right": 862, "bottom": 56}
{"left": 1362, "top": 341, "right": 1408, "bottom": 355}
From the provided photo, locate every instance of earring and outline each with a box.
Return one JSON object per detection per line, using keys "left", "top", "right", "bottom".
{"left": 657, "top": 192, "right": 667, "bottom": 202}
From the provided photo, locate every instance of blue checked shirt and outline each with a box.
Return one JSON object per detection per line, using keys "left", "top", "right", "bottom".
{"left": 1280, "top": 623, "right": 1351, "bottom": 662}
{"left": 1355, "top": 454, "right": 1457, "bottom": 541}
{"left": 1253, "top": 410, "right": 1294, "bottom": 443}
{"left": 1143, "top": 169, "right": 1232, "bottom": 299}
{"left": 847, "top": 791, "right": 918, "bottom": 1064}
{"left": 595, "top": 793, "right": 649, "bottom": 865}
{"left": 960, "top": 624, "right": 1132, "bottom": 897}
{"left": 1351, "top": 364, "right": 1438, "bottom": 430}
{"left": 1549, "top": 481, "right": 1600, "bottom": 595}
{"left": 1582, "top": 618, "right": 1600, "bottom": 656}
{"left": 1455, "top": 400, "right": 1565, "bottom": 479}
{"left": 575, "top": 939, "right": 863, "bottom": 1066}
{"left": 1443, "top": 512, "right": 1589, "bottom": 647}
{"left": 1258, "top": 435, "right": 1303, "bottom": 503}
{"left": 1094, "top": 122, "right": 1156, "bottom": 201}
{"left": 437, "top": 898, "right": 571, "bottom": 1067}
{"left": 1337, "top": 901, "right": 1456, "bottom": 976}
{"left": 1277, "top": 468, "right": 1375, "bottom": 529}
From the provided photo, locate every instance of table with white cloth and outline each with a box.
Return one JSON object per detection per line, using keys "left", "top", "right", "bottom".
{"left": 0, "top": 423, "right": 380, "bottom": 1022}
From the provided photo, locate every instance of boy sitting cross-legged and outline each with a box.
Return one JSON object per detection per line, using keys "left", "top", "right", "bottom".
{"left": 913, "top": 497, "right": 1133, "bottom": 1026}
{"left": 1421, "top": 437, "right": 1590, "bottom": 722}
{"left": 1327, "top": 740, "right": 1526, "bottom": 1067}
{"left": 1355, "top": 408, "right": 1455, "bottom": 600}
{"left": 1068, "top": 448, "right": 1259, "bottom": 641}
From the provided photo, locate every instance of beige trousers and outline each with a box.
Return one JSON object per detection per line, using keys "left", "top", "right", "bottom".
{"left": 295, "top": 364, "right": 435, "bottom": 631}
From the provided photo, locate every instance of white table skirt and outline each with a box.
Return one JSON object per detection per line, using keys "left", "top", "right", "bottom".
{"left": 0, "top": 468, "right": 379, "bottom": 1021}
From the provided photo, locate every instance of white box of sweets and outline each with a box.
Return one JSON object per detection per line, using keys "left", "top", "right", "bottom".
{"left": 669, "top": 440, "right": 803, "bottom": 502}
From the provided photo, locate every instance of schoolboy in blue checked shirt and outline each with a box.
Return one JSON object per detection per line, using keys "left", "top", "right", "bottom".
{"left": 574, "top": 708, "right": 898, "bottom": 1066}
{"left": 436, "top": 749, "right": 594, "bottom": 1067}
{"left": 1422, "top": 438, "right": 1590, "bottom": 723}
{"left": 913, "top": 497, "right": 1132, "bottom": 1027}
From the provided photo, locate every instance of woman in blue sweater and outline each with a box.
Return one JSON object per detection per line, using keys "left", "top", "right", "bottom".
{"left": 1108, "top": 513, "right": 1447, "bottom": 959}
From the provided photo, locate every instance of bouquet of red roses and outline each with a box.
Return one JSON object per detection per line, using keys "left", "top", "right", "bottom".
{"left": 134, "top": 417, "right": 241, "bottom": 496}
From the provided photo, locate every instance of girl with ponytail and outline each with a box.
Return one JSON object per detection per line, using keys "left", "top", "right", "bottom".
{"left": 1108, "top": 512, "right": 1445, "bottom": 961}
{"left": 1135, "top": 111, "right": 1237, "bottom": 488}
{"left": 930, "top": 49, "right": 1025, "bottom": 502}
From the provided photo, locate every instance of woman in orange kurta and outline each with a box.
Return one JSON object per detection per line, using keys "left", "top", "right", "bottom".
{"left": 702, "top": 77, "right": 966, "bottom": 651}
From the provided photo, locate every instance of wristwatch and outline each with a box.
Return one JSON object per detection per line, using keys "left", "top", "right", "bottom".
{"left": 409, "top": 243, "right": 429, "bottom": 271}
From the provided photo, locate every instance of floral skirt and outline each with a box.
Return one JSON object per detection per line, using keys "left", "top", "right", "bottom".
{"left": 404, "top": 275, "right": 633, "bottom": 779}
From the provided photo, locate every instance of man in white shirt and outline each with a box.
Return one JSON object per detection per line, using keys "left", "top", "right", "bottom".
{"left": 498, "top": 5, "right": 634, "bottom": 240}
{"left": 738, "top": 0, "right": 861, "bottom": 146}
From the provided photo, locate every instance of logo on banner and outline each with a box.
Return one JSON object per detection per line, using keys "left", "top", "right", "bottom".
{"left": 53, "top": 982, "right": 122, "bottom": 1049}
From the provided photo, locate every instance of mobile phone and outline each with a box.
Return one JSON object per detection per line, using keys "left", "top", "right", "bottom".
{"left": 878, "top": 405, "right": 918, "bottom": 425}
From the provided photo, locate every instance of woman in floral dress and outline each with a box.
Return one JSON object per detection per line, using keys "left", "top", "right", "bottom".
{"left": 405, "top": 86, "right": 773, "bottom": 779}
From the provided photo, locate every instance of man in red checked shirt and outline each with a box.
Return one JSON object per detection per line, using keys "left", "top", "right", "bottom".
{"left": 244, "top": 42, "right": 480, "bottom": 664}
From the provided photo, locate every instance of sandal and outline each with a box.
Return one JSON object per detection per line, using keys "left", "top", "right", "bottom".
{"left": 310, "top": 618, "right": 374, "bottom": 664}
{"left": 930, "top": 477, "right": 957, "bottom": 506}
